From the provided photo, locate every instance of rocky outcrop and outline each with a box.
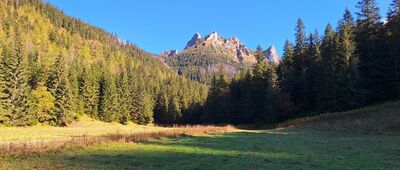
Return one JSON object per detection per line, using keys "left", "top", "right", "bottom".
{"left": 161, "top": 32, "right": 280, "bottom": 65}
{"left": 263, "top": 45, "right": 281, "bottom": 64}
{"left": 160, "top": 49, "right": 179, "bottom": 58}
{"left": 185, "top": 33, "right": 202, "bottom": 49}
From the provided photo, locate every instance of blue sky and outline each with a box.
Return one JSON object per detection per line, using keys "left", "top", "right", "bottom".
{"left": 45, "top": 0, "right": 391, "bottom": 55}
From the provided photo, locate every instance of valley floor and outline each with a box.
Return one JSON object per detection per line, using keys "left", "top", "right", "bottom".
{"left": 1, "top": 127, "right": 399, "bottom": 169}
{"left": 1, "top": 101, "right": 400, "bottom": 169}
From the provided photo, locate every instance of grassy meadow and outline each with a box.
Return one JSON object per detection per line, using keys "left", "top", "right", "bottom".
{"left": 1, "top": 101, "right": 400, "bottom": 169}
{"left": 1, "top": 128, "right": 399, "bottom": 169}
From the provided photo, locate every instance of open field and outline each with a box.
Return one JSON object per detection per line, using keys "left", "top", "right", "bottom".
{"left": 0, "top": 116, "right": 170, "bottom": 144}
{"left": 1, "top": 128, "right": 399, "bottom": 169}
{"left": 1, "top": 101, "right": 400, "bottom": 169}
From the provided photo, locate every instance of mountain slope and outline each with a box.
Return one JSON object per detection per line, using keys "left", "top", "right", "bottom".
{"left": 161, "top": 32, "right": 281, "bottom": 83}
{"left": 0, "top": 0, "right": 208, "bottom": 126}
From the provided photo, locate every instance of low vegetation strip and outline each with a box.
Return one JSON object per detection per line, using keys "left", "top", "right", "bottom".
{"left": 276, "top": 101, "right": 400, "bottom": 134}
{"left": 0, "top": 125, "right": 235, "bottom": 156}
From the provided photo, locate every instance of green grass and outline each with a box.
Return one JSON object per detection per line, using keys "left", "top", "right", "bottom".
{"left": 0, "top": 116, "right": 166, "bottom": 144}
{"left": 1, "top": 101, "right": 400, "bottom": 169}
{"left": 1, "top": 128, "right": 399, "bottom": 169}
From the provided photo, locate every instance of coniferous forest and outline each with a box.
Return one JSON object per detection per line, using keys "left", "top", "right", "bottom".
{"left": 0, "top": 0, "right": 399, "bottom": 127}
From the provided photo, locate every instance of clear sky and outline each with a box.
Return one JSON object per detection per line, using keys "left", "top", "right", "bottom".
{"left": 45, "top": 0, "right": 391, "bottom": 55}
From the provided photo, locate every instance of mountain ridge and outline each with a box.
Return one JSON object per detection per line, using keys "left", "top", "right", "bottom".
{"left": 160, "top": 32, "right": 281, "bottom": 64}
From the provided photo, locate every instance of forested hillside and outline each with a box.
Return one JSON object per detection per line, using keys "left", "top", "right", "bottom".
{"left": 201, "top": 0, "right": 400, "bottom": 124}
{"left": 0, "top": 0, "right": 398, "bottom": 127}
{"left": 0, "top": 0, "right": 208, "bottom": 126}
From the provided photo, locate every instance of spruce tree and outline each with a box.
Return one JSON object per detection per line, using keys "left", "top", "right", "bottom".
{"left": 131, "top": 82, "right": 154, "bottom": 125}
{"left": 277, "top": 40, "right": 296, "bottom": 116}
{"left": 305, "top": 31, "right": 322, "bottom": 112}
{"left": 384, "top": 0, "right": 400, "bottom": 99}
{"left": 0, "top": 35, "right": 32, "bottom": 126}
{"left": 117, "top": 70, "right": 132, "bottom": 124}
{"left": 98, "top": 70, "right": 118, "bottom": 122}
{"left": 355, "top": 0, "right": 383, "bottom": 103}
{"left": 333, "top": 9, "right": 361, "bottom": 111}
{"left": 319, "top": 24, "right": 336, "bottom": 111}
{"left": 292, "top": 18, "right": 308, "bottom": 112}
{"left": 81, "top": 66, "right": 100, "bottom": 118}
{"left": 46, "top": 54, "right": 73, "bottom": 126}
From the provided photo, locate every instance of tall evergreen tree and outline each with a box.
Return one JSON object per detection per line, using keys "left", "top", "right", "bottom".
{"left": 292, "top": 18, "right": 309, "bottom": 112}
{"left": 117, "top": 70, "right": 132, "bottom": 124}
{"left": 384, "top": 0, "right": 400, "bottom": 99}
{"left": 277, "top": 40, "right": 296, "bottom": 115}
{"left": 333, "top": 9, "right": 362, "bottom": 111}
{"left": 305, "top": 31, "right": 322, "bottom": 112}
{"left": 355, "top": 0, "right": 383, "bottom": 103}
{"left": 0, "top": 34, "right": 32, "bottom": 126}
{"left": 318, "top": 24, "right": 337, "bottom": 111}
{"left": 81, "top": 66, "right": 100, "bottom": 118}
{"left": 46, "top": 54, "right": 73, "bottom": 126}
{"left": 98, "top": 70, "right": 118, "bottom": 122}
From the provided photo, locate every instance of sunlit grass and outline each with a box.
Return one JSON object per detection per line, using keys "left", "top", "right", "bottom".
{"left": 0, "top": 115, "right": 167, "bottom": 144}
{"left": 1, "top": 128, "right": 399, "bottom": 169}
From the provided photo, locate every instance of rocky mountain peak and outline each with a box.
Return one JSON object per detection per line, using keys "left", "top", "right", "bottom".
{"left": 204, "top": 31, "right": 222, "bottom": 45}
{"left": 161, "top": 32, "right": 280, "bottom": 65}
{"left": 263, "top": 45, "right": 281, "bottom": 64}
{"left": 185, "top": 33, "right": 202, "bottom": 49}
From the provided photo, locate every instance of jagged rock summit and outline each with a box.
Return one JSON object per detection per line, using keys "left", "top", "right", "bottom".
{"left": 160, "top": 32, "right": 280, "bottom": 64}
{"left": 263, "top": 45, "right": 281, "bottom": 64}
{"left": 160, "top": 49, "right": 179, "bottom": 58}
{"left": 185, "top": 33, "right": 202, "bottom": 49}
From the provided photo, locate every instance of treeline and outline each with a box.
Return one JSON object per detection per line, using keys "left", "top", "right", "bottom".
{"left": 0, "top": 0, "right": 208, "bottom": 126}
{"left": 167, "top": 48, "right": 247, "bottom": 84}
{"left": 199, "top": 0, "right": 400, "bottom": 124}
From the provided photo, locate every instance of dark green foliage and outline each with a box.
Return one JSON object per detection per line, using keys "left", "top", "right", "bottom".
{"left": 0, "top": 34, "right": 33, "bottom": 126}
{"left": 382, "top": 0, "right": 400, "bottom": 99}
{"left": 46, "top": 54, "right": 73, "bottom": 126}
{"left": 81, "top": 66, "right": 101, "bottom": 119}
{"left": 116, "top": 70, "right": 132, "bottom": 124}
{"left": 98, "top": 70, "right": 118, "bottom": 122}
{"left": 355, "top": 0, "right": 384, "bottom": 103}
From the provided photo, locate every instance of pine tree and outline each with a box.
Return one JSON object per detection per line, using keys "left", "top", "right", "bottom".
{"left": 333, "top": 9, "right": 361, "bottom": 111}
{"left": 117, "top": 70, "right": 132, "bottom": 124}
{"left": 384, "top": 0, "right": 400, "bottom": 99}
{"left": 305, "top": 31, "right": 322, "bottom": 112}
{"left": 203, "top": 71, "right": 229, "bottom": 123}
{"left": 81, "top": 66, "right": 100, "bottom": 119}
{"left": 355, "top": 0, "right": 383, "bottom": 103}
{"left": 131, "top": 83, "right": 154, "bottom": 125}
{"left": 98, "top": 70, "right": 118, "bottom": 122}
{"left": 292, "top": 18, "right": 308, "bottom": 112}
{"left": 262, "top": 62, "right": 278, "bottom": 122}
{"left": 277, "top": 40, "right": 295, "bottom": 93}
{"left": 252, "top": 51, "right": 268, "bottom": 122}
{"left": 0, "top": 34, "right": 32, "bottom": 126}
{"left": 154, "top": 87, "right": 169, "bottom": 124}
{"left": 68, "top": 57, "right": 84, "bottom": 115}
{"left": 319, "top": 24, "right": 336, "bottom": 111}
{"left": 277, "top": 40, "right": 296, "bottom": 116}
{"left": 46, "top": 54, "right": 73, "bottom": 126}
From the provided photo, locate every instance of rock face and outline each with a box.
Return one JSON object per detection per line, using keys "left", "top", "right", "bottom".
{"left": 181, "top": 32, "right": 258, "bottom": 63}
{"left": 160, "top": 32, "right": 280, "bottom": 64}
{"left": 263, "top": 45, "right": 281, "bottom": 64}
{"left": 185, "top": 33, "right": 202, "bottom": 49}
{"left": 160, "top": 49, "right": 179, "bottom": 58}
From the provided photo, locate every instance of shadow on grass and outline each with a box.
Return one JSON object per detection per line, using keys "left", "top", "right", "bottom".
{"left": 4, "top": 128, "right": 400, "bottom": 169}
